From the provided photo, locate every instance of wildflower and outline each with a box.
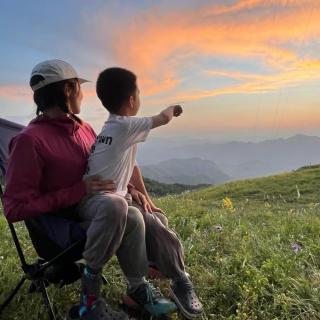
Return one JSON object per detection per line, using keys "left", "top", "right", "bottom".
{"left": 222, "top": 197, "right": 235, "bottom": 213}
{"left": 296, "top": 185, "right": 301, "bottom": 199}
{"left": 291, "top": 243, "right": 303, "bottom": 253}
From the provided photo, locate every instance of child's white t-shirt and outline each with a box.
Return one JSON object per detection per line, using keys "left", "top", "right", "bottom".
{"left": 85, "top": 113, "right": 153, "bottom": 196}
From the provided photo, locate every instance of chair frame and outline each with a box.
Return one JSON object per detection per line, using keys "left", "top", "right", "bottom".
{"left": 0, "top": 182, "right": 84, "bottom": 320}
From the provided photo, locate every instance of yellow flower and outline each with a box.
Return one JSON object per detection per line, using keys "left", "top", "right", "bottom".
{"left": 222, "top": 197, "right": 235, "bottom": 213}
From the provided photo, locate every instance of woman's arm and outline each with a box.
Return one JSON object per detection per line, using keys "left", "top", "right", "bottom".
{"left": 3, "top": 134, "right": 116, "bottom": 222}
{"left": 3, "top": 134, "right": 87, "bottom": 222}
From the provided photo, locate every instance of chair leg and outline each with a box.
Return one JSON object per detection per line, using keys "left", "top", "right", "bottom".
{"left": 38, "top": 280, "right": 56, "bottom": 320}
{"left": 101, "top": 274, "right": 108, "bottom": 285}
{"left": 0, "top": 276, "right": 26, "bottom": 315}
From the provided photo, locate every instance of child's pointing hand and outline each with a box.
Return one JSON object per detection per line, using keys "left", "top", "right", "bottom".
{"left": 172, "top": 105, "right": 183, "bottom": 117}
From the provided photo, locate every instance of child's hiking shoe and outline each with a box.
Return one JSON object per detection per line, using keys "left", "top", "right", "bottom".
{"left": 123, "top": 281, "right": 177, "bottom": 316}
{"left": 65, "top": 299, "right": 128, "bottom": 320}
{"left": 170, "top": 277, "right": 203, "bottom": 319}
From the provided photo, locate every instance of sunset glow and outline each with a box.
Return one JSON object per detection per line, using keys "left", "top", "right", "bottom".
{"left": 1, "top": 0, "right": 320, "bottom": 140}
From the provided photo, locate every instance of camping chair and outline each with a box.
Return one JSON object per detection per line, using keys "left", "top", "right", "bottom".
{"left": 0, "top": 118, "right": 88, "bottom": 320}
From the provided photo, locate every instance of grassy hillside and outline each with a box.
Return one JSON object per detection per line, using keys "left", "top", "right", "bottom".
{"left": 1, "top": 166, "right": 320, "bottom": 319}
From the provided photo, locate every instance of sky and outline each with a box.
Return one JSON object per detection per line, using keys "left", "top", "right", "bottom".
{"left": 1, "top": 0, "right": 320, "bottom": 142}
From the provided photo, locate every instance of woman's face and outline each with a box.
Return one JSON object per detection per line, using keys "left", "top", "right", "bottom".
{"left": 67, "top": 80, "right": 83, "bottom": 114}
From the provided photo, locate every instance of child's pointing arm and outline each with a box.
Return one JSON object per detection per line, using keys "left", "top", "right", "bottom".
{"left": 151, "top": 105, "right": 183, "bottom": 129}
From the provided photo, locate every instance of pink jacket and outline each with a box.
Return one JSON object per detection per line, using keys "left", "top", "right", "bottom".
{"left": 3, "top": 115, "right": 96, "bottom": 222}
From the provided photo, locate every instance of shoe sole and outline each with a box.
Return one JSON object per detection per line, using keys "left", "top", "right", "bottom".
{"left": 123, "top": 295, "right": 176, "bottom": 317}
{"left": 65, "top": 304, "right": 129, "bottom": 320}
{"left": 122, "top": 295, "right": 141, "bottom": 310}
{"left": 169, "top": 289, "right": 202, "bottom": 319}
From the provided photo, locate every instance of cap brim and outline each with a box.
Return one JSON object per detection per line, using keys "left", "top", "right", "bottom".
{"left": 78, "top": 78, "right": 90, "bottom": 84}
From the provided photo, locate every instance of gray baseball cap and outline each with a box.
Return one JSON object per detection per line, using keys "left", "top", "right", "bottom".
{"left": 30, "top": 59, "right": 90, "bottom": 91}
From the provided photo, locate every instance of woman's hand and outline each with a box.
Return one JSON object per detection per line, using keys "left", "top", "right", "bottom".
{"left": 84, "top": 175, "right": 116, "bottom": 194}
{"left": 149, "top": 203, "right": 164, "bottom": 213}
{"left": 148, "top": 200, "right": 164, "bottom": 213}
{"left": 130, "top": 188, "right": 164, "bottom": 213}
{"left": 130, "top": 188, "right": 153, "bottom": 213}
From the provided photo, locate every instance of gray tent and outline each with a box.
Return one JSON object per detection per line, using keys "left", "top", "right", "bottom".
{"left": 0, "top": 118, "right": 25, "bottom": 177}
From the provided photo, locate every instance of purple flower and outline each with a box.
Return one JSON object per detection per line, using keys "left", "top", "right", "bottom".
{"left": 291, "top": 243, "right": 302, "bottom": 253}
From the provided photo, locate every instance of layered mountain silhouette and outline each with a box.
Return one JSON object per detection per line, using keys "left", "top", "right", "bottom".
{"left": 138, "top": 134, "right": 320, "bottom": 183}
{"left": 140, "top": 158, "right": 230, "bottom": 185}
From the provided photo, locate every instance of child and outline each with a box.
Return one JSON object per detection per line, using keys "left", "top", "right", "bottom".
{"left": 85, "top": 69, "right": 182, "bottom": 196}
{"left": 80, "top": 67, "right": 202, "bottom": 320}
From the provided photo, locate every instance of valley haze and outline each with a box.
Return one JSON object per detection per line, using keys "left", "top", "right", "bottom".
{"left": 138, "top": 134, "right": 320, "bottom": 185}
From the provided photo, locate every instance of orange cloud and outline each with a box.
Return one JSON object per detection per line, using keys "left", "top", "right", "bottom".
{"left": 141, "top": 59, "right": 320, "bottom": 106}
{"left": 0, "top": 85, "right": 31, "bottom": 102}
{"left": 0, "top": 84, "right": 97, "bottom": 104}
{"left": 3, "top": 0, "right": 320, "bottom": 112}
{"left": 206, "top": 59, "right": 320, "bottom": 92}
{"left": 82, "top": 86, "right": 97, "bottom": 98}
{"left": 203, "top": 0, "right": 316, "bottom": 16}
{"left": 158, "top": 105, "right": 320, "bottom": 135}
{"left": 100, "top": 0, "right": 320, "bottom": 101}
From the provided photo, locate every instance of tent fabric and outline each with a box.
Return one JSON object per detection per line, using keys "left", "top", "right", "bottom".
{"left": 0, "top": 118, "right": 25, "bottom": 177}
{"left": 0, "top": 118, "right": 86, "bottom": 259}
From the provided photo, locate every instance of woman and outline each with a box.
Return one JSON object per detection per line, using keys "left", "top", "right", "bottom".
{"left": 3, "top": 60, "right": 202, "bottom": 320}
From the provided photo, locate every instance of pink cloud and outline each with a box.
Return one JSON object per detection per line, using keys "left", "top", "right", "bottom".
{"left": 93, "top": 0, "right": 320, "bottom": 100}
{"left": 0, "top": 85, "right": 31, "bottom": 102}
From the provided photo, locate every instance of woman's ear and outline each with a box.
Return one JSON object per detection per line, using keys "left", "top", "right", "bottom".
{"left": 64, "top": 83, "right": 72, "bottom": 98}
{"left": 64, "top": 83, "right": 73, "bottom": 113}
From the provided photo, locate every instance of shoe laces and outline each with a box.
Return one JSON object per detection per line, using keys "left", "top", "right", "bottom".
{"left": 145, "top": 281, "right": 162, "bottom": 305}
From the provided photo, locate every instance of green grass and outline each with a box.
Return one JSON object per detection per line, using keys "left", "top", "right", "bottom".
{"left": 1, "top": 166, "right": 320, "bottom": 319}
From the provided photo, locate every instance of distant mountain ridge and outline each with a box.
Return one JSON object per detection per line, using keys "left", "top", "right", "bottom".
{"left": 137, "top": 134, "right": 320, "bottom": 182}
{"left": 140, "top": 158, "right": 230, "bottom": 185}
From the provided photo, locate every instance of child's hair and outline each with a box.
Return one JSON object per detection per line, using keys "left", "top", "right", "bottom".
{"left": 30, "top": 75, "right": 78, "bottom": 115}
{"left": 96, "top": 67, "right": 137, "bottom": 113}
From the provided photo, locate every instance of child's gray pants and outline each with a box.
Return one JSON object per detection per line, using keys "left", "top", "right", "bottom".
{"left": 76, "top": 193, "right": 186, "bottom": 280}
